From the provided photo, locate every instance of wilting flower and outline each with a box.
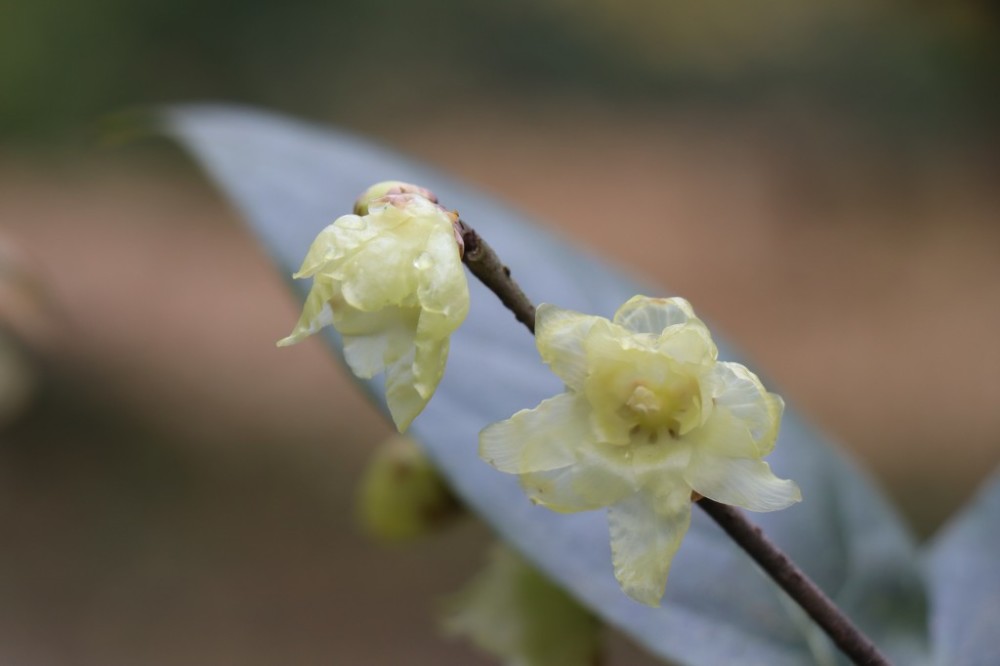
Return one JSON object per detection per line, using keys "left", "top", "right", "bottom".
{"left": 357, "top": 435, "right": 461, "bottom": 542}
{"left": 443, "top": 544, "right": 601, "bottom": 666}
{"left": 480, "top": 296, "right": 800, "bottom": 606}
{"left": 278, "top": 182, "right": 469, "bottom": 431}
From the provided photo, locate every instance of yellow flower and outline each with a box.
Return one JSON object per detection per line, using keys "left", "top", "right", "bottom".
{"left": 443, "top": 544, "right": 601, "bottom": 666}
{"left": 480, "top": 296, "right": 801, "bottom": 606}
{"left": 278, "top": 183, "right": 469, "bottom": 431}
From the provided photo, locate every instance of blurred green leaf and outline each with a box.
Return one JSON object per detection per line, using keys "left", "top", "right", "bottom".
{"left": 162, "top": 105, "right": 929, "bottom": 665}
{"left": 925, "top": 471, "right": 1000, "bottom": 666}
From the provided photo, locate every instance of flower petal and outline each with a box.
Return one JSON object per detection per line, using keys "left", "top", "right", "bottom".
{"left": 276, "top": 278, "right": 336, "bottom": 347}
{"left": 339, "top": 304, "right": 419, "bottom": 378}
{"left": 608, "top": 489, "right": 692, "bottom": 606}
{"left": 711, "top": 362, "right": 783, "bottom": 454}
{"left": 412, "top": 335, "right": 449, "bottom": 399}
{"left": 384, "top": 346, "right": 424, "bottom": 432}
{"left": 480, "top": 393, "right": 589, "bottom": 474}
{"left": 684, "top": 453, "right": 801, "bottom": 512}
{"left": 338, "top": 233, "right": 421, "bottom": 311}
{"left": 520, "top": 456, "right": 634, "bottom": 513}
{"left": 518, "top": 437, "right": 638, "bottom": 512}
{"left": 535, "top": 304, "right": 601, "bottom": 390}
{"left": 415, "top": 222, "right": 469, "bottom": 321}
{"left": 613, "top": 295, "right": 698, "bottom": 335}
{"left": 683, "top": 401, "right": 761, "bottom": 459}
{"left": 293, "top": 214, "right": 376, "bottom": 278}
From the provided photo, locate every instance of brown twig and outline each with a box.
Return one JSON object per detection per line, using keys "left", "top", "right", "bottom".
{"left": 454, "top": 216, "right": 893, "bottom": 666}
{"left": 457, "top": 219, "right": 536, "bottom": 334}
{"left": 697, "top": 499, "right": 891, "bottom": 665}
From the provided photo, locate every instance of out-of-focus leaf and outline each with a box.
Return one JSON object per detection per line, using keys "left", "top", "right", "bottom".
{"left": 925, "top": 471, "right": 1000, "bottom": 666}
{"left": 161, "top": 105, "right": 929, "bottom": 666}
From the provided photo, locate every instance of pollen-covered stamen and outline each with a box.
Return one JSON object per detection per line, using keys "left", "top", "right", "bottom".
{"left": 626, "top": 384, "right": 662, "bottom": 416}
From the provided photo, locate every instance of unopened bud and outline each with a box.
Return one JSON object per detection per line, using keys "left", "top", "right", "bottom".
{"left": 354, "top": 181, "right": 438, "bottom": 215}
{"left": 357, "top": 435, "right": 461, "bottom": 542}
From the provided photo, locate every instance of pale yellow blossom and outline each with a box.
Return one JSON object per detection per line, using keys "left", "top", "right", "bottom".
{"left": 443, "top": 544, "right": 601, "bottom": 666}
{"left": 480, "top": 296, "right": 800, "bottom": 606}
{"left": 278, "top": 184, "right": 469, "bottom": 431}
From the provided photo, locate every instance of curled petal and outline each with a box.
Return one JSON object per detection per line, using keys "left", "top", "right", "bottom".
{"left": 292, "top": 215, "right": 376, "bottom": 278}
{"left": 684, "top": 454, "right": 801, "bottom": 512}
{"left": 657, "top": 323, "right": 717, "bottom": 366}
{"left": 276, "top": 279, "right": 336, "bottom": 347}
{"left": 415, "top": 224, "right": 469, "bottom": 320}
{"left": 535, "top": 304, "right": 601, "bottom": 390}
{"left": 338, "top": 233, "right": 421, "bottom": 311}
{"left": 480, "top": 393, "right": 588, "bottom": 474}
{"left": 608, "top": 489, "right": 692, "bottom": 607}
{"left": 711, "top": 362, "right": 783, "bottom": 453}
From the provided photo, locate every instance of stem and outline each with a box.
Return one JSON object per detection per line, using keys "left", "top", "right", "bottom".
{"left": 697, "top": 499, "right": 891, "bottom": 666}
{"left": 456, "top": 217, "right": 892, "bottom": 666}
{"left": 458, "top": 220, "right": 536, "bottom": 334}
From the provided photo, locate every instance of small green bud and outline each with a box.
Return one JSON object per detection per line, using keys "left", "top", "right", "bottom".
{"left": 357, "top": 435, "right": 461, "bottom": 542}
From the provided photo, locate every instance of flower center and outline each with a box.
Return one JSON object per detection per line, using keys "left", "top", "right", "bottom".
{"left": 621, "top": 377, "right": 700, "bottom": 442}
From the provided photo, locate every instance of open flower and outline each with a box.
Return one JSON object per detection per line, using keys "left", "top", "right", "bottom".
{"left": 278, "top": 182, "right": 469, "bottom": 431}
{"left": 480, "top": 296, "right": 801, "bottom": 606}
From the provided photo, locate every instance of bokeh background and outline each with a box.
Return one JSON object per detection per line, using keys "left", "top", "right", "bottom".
{"left": 2, "top": 1, "right": 998, "bottom": 664}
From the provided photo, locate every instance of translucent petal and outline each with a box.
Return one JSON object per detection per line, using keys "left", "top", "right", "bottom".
{"left": 657, "top": 323, "right": 717, "bottom": 366}
{"left": 384, "top": 346, "right": 423, "bottom": 432}
{"left": 415, "top": 219, "right": 469, "bottom": 321}
{"left": 479, "top": 393, "right": 588, "bottom": 474}
{"left": 293, "top": 215, "right": 375, "bottom": 278}
{"left": 608, "top": 489, "right": 692, "bottom": 607}
{"left": 683, "top": 402, "right": 761, "bottom": 459}
{"left": 613, "top": 295, "right": 697, "bottom": 335}
{"left": 276, "top": 278, "right": 336, "bottom": 346}
{"left": 338, "top": 232, "right": 420, "bottom": 311}
{"left": 711, "top": 362, "right": 783, "bottom": 453}
{"left": 342, "top": 333, "right": 389, "bottom": 379}
{"left": 581, "top": 322, "right": 638, "bottom": 445}
{"left": 520, "top": 445, "right": 634, "bottom": 512}
{"left": 535, "top": 304, "right": 601, "bottom": 391}
{"left": 334, "top": 302, "right": 419, "bottom": 339}
{"left": 632, "top": 442, "right": 692, "bottom": 501}
{"left": 368, "top": 194, "right": 442, "bottom": 230}
{"left": 412, "top": 335, "right": 448, "bottom": 400}
{"left": 684, "top": 453, "right": 801, "bottom": 512}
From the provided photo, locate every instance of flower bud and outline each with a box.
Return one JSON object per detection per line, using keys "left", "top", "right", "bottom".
{"left": 353, "top": 180, "right": 438, "bottom": 216}
{"left": 357, "top": 435, "right": 461, "bottom": 542}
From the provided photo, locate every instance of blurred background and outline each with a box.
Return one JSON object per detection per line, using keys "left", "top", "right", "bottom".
{"left": 1, "top": 1, "right": 998, "bottom": 664}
